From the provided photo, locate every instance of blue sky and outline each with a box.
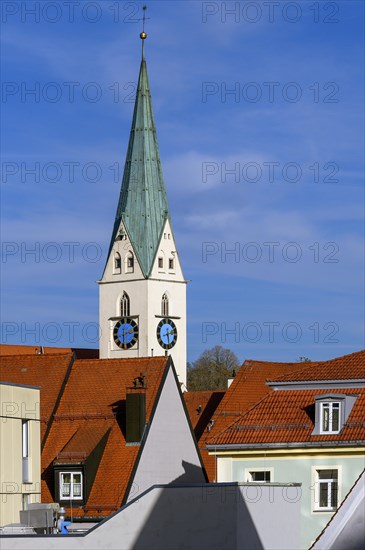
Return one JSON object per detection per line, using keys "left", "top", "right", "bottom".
{"left": 1, "top": 1, "right": 364, "bottom": 364}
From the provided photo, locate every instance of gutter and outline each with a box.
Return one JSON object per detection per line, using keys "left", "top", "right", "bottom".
{"left": 206, "top": 440, "right": 365, "bottom": 451}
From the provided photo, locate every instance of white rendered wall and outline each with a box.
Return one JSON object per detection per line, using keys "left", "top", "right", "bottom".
{"left": 127, "top": 367, "right": 204, "bottom": 502}
{"left": 99, "top": 220, "right": 187, "bottom": 387}
{"left": 0, "top": 384, "right": 41, "bottom": 526}
{"left": 0, "top": 484, "right": 301, "bottom": 550}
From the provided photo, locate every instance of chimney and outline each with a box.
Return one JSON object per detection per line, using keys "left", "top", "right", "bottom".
{"left": 227, "top": 369, "right": 236, "bottom": 388}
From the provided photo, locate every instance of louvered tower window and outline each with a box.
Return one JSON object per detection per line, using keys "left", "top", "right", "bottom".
{"left": 121, "top": 292, "right": 130, "bottom": 317}
{"left": 161, "top": 293, "right": 169, "bottom": 316}
{"left": 114, "top": 252, "right": 121, "bottom": 273}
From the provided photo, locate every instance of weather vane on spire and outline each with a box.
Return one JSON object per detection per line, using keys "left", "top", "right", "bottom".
{"left": 139, "top": 5, "right": 149, "bottom": 58}
{"left": 140, "top": 6, "right": 149, "bottom": 41}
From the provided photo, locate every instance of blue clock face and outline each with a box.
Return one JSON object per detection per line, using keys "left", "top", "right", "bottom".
{"left": 157, "top": 319, "right": 177, "bottom": 350}
{"left": 113, "top": 318, "right": 138, "bottom": 349}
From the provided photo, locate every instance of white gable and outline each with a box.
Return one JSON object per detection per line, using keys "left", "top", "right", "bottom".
{"left": 149, "top": 219, "right": 185, "bottom": 281}
{"left": 127, "top": 364, "right": 205, "bottom": 501}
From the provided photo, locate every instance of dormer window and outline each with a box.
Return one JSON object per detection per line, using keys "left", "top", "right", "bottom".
{"left": 312, "top": 393, "right": 357, "bottom": 436}
{"left": 320, "top": 402, "right": 340, "bottom": 434}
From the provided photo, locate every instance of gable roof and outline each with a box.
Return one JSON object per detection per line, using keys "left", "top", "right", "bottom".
{"left": 105, "top": 56, "right": 170, "bottom": 278}
{"left": 0, "top": 353, "right": 74, "bottom": 440}
{"left": 193, "top": 351, "right": 365, "bottom": 473}
{"left": 204, "top": 359, "right": 308, "bottom": 443}
{"left": 0, "top": 344, "right": 98, "bottom": 359}
{"left": 207, "top": 388, "right": 365, "bottom": 447}
{"left": 268, "top": 349, "right": 365, "bottom": 383}
{"left": 183, "top": 390, "right": 225, "bottom": 481}
{"left": 40, "top": 356, "right": 169, "bottom": 517}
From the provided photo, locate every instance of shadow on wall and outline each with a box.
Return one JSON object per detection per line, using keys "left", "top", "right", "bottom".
{"left": 194, "top": 392, "right": 225, "bottom": 441}
{"left": 132, "top": 461, "right": 264, "bottom": 550}
{"left": 110, "top": 399, "right": 126, "bottom": 438}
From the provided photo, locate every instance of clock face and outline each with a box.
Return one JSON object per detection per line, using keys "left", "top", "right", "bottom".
{"left": 113, "top": 318, "right": 138, "bottom": 349}
{"left": 157, "top": 318, "right": 177, "bottom": 350}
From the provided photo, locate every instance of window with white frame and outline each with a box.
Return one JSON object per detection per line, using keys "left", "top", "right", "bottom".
{"left": 22, "top": 420, "right": 31, "bottom": 482}
{"left": 60, "top": 472, "right": 83, "bottom": 500}
{"left": 168, "top": 258, "right": 174, "bottom": 270}
{"left": 245, "top": 469, "right": 272, "bottom": 482}
{"left": 320, "top": 401, "right": 341, "bottom": 433}
{"left": 120, "top": 292, "right": 130, "bottom": 317}
{"left": 314, "top": 469, "right": 338, "bottom": 510}
{"left": 22, "top": 420, "right": 30, "bottom": 458}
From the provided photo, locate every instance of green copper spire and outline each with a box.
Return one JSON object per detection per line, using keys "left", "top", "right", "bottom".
{"left": 108, "top": 46, "right": 170, "bottom": 278}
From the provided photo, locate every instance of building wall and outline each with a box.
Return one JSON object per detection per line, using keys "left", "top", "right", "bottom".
{"left": 0, "top": 384, "right": 41, "bottom": 526}
{"left": 127, "top": 366, "right": 204, "bottom": 502}
{"left": 215, "top": 450, "right": 364, "bottom": 549}
{"left": 99, "top": 219, "right": 187, "bottom": 387}
{"left": 0, "top": 483, "right": 301, "bottom": 549}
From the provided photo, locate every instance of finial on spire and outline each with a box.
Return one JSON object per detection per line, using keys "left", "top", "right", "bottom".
{"left": 140, "top": 6, "right": 149, "bottom": 57}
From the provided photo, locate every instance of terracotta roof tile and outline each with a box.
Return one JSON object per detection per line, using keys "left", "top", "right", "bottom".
{"left": 41, "top": 356, "right": 168, "bottom": 517}
{"left": 0, "top": 344, "right": 98, "bottom": 359}
{"left": 207, "top": 388, "right": 365, "bottom": 446}
{"left": 184, "top": 391, "right": 225, "bottom": 482}
{"left": 54, "top": 424, "right": 111, "bottom": 463}
{"left": 268, "top": 349, "right": 365, "bottom": 383}
{"left": 0, "top": 353, "right": 73, "bottom": 437}
{"left": 2, "top": 352, "right": 169, "bottom": 518}
{"left": 206, "top": 359, "right": 307, "bottom": 441}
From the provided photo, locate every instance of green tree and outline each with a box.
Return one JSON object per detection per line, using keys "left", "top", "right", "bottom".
{"left": 187, "top": 346, "right": 240, "bottom": 391}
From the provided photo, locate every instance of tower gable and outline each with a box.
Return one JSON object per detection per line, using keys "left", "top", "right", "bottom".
{"left": 103, "top": 220, "right": 144, "bottom": 282}
{"left": 149, "top": 219, "right": 184, "bottom": 281}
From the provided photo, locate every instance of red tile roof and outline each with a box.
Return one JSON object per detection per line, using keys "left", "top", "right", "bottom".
{"left": 184, "top": 390, "right": 225, "bottom": 436}
{"left": 0, "top": 353, "right": 73, "bottom": 438}
{"left": 1, "top": 352, "right": 170, "bottom": 518}
{"left": 207, "top": 387, "right": 365, "bottom": 446}
{"left": 184, "top": 391, "right": 225, "bottom": 481}
{"left": 54, "top": 423, "right": 111, "bottom": 463}
{"left": 0, "top": 344, "right": 98, "bottom": 359}
{"left": 196, "top": 351, "right": 365, "bottom": 474}
{"left": 268, "top": 349, "right": 365, "bottom": 383}
{"left": 41, "top": 356, "right": 169, "bottom": 517}
{"left": 205, "top": 359, "right": 307, "bottom": 442}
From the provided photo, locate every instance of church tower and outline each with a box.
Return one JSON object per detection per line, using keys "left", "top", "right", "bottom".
{"left": 98, "top": 30, "right": 187, "bottom": 387}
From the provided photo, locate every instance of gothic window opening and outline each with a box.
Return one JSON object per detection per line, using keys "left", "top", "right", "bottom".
{"left": 126, "top": 252, "right": 134, "bottom": 273}
{"left": 120, "top": 292, "right": 130, "bottom": 317}
{"left": 114, "top": 252, "right": 121, "bottom": 274}
{"left": 161, "top": 293, "right": 169, "bottom": 317}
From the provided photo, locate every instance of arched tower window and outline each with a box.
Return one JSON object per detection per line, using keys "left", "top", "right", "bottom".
{"left": 114, "top": 252, "right": 121, "bottom": 274}
{"left": 161, "top": 293, "right": 169, "bottom": 317}
{"left": 125, "top": 251, "right": 134, "bottom": 273}
{"left": 120, "top": 292, "right": 130, "bottom": 317}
